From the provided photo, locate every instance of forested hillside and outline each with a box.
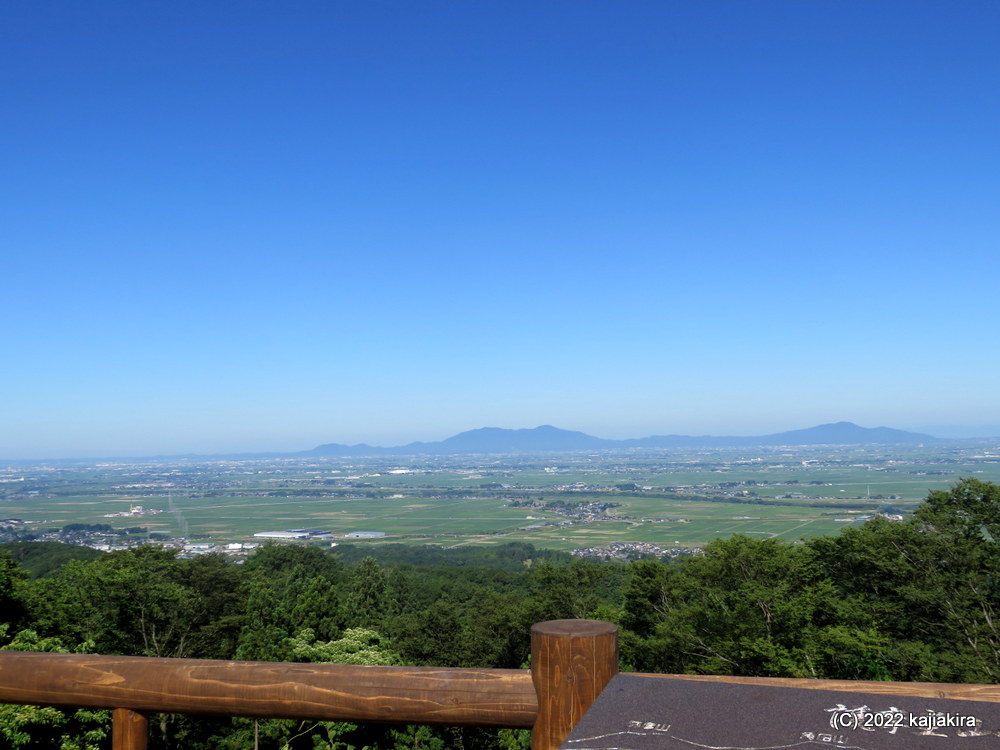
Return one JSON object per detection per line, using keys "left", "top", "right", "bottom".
{"left": 2, "top": 479, "right": 999, "bottom": 749}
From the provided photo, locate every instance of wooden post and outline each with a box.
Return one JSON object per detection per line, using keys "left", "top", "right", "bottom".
{"left": 530, "top": 619, "right": 617, "bottom": 750}
{"left": 112, "top": 708, "right": 148, "bottom": 750}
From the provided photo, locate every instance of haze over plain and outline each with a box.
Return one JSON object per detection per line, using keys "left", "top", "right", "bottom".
{"left": 3, "top": 1, "right": 999, "bottom": 460}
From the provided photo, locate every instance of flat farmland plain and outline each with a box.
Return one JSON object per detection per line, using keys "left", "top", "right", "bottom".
{"left": 2, "top": 441, "right": 998, "bottom": 551}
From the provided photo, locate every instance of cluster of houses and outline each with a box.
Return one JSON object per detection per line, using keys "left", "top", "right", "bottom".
{"left": 1, "top": 519, "right": 387, "bottom": 559}
{"left": 571, "top": 541, "right": 701, "bottom": 560}
{"left": 102, "top": 504, "right": 163, "bottom": 518}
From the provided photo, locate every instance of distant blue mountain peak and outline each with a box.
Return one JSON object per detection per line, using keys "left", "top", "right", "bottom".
{"left": 305, "top": 421, "right": 939, "bottom": 457}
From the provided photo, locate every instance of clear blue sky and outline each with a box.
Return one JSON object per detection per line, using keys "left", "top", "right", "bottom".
{"left": 3, "top": 1, "right": 999, "bottom": 459}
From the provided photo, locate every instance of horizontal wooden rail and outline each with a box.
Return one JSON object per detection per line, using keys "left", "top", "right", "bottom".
{"left": 0, "top": 652, "right": 537, "bottom": 727}
{"left": 0, "top": 620, "right": 615, "bottom": 750}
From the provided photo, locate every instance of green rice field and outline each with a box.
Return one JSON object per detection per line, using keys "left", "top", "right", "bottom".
{"left": 3, "top": 441, "right": 997, "bottom": 550}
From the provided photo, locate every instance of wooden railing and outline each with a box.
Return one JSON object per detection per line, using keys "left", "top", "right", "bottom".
{"left": 3, "top": 619, "right": 1000, "bottom": 749}
{"left": 0, "top": 620, "right": 613, "bottom": 750}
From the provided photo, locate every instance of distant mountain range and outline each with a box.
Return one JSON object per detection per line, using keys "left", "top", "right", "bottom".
{"left": 2, "top": 422, "right": 958, "bottom": 464}
{"left": 302, "top": 421, "right": 940, "bottom": 457}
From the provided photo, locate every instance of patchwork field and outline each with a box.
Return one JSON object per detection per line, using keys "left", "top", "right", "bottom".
{"left": 5, "top": 441, "right": 997, "bottom": 552}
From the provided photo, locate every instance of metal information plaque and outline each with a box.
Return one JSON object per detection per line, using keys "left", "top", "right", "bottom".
{"left": 560, "top": 674, "right": 1000, "bottom": 749}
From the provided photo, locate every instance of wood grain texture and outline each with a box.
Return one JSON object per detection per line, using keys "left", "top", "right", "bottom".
{"left": 0, "top": 652, "right": 536, "bottom": 727}
{"left": 111, "top": 709, "right": 147, "bottom": 750}
{"left": 531, "top": 619, "right": 618, "bottom": 750}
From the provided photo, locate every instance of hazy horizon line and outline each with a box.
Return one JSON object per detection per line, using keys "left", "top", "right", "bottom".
{"left": 5, "top": 420, "right": 1000, "bottom": 464}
